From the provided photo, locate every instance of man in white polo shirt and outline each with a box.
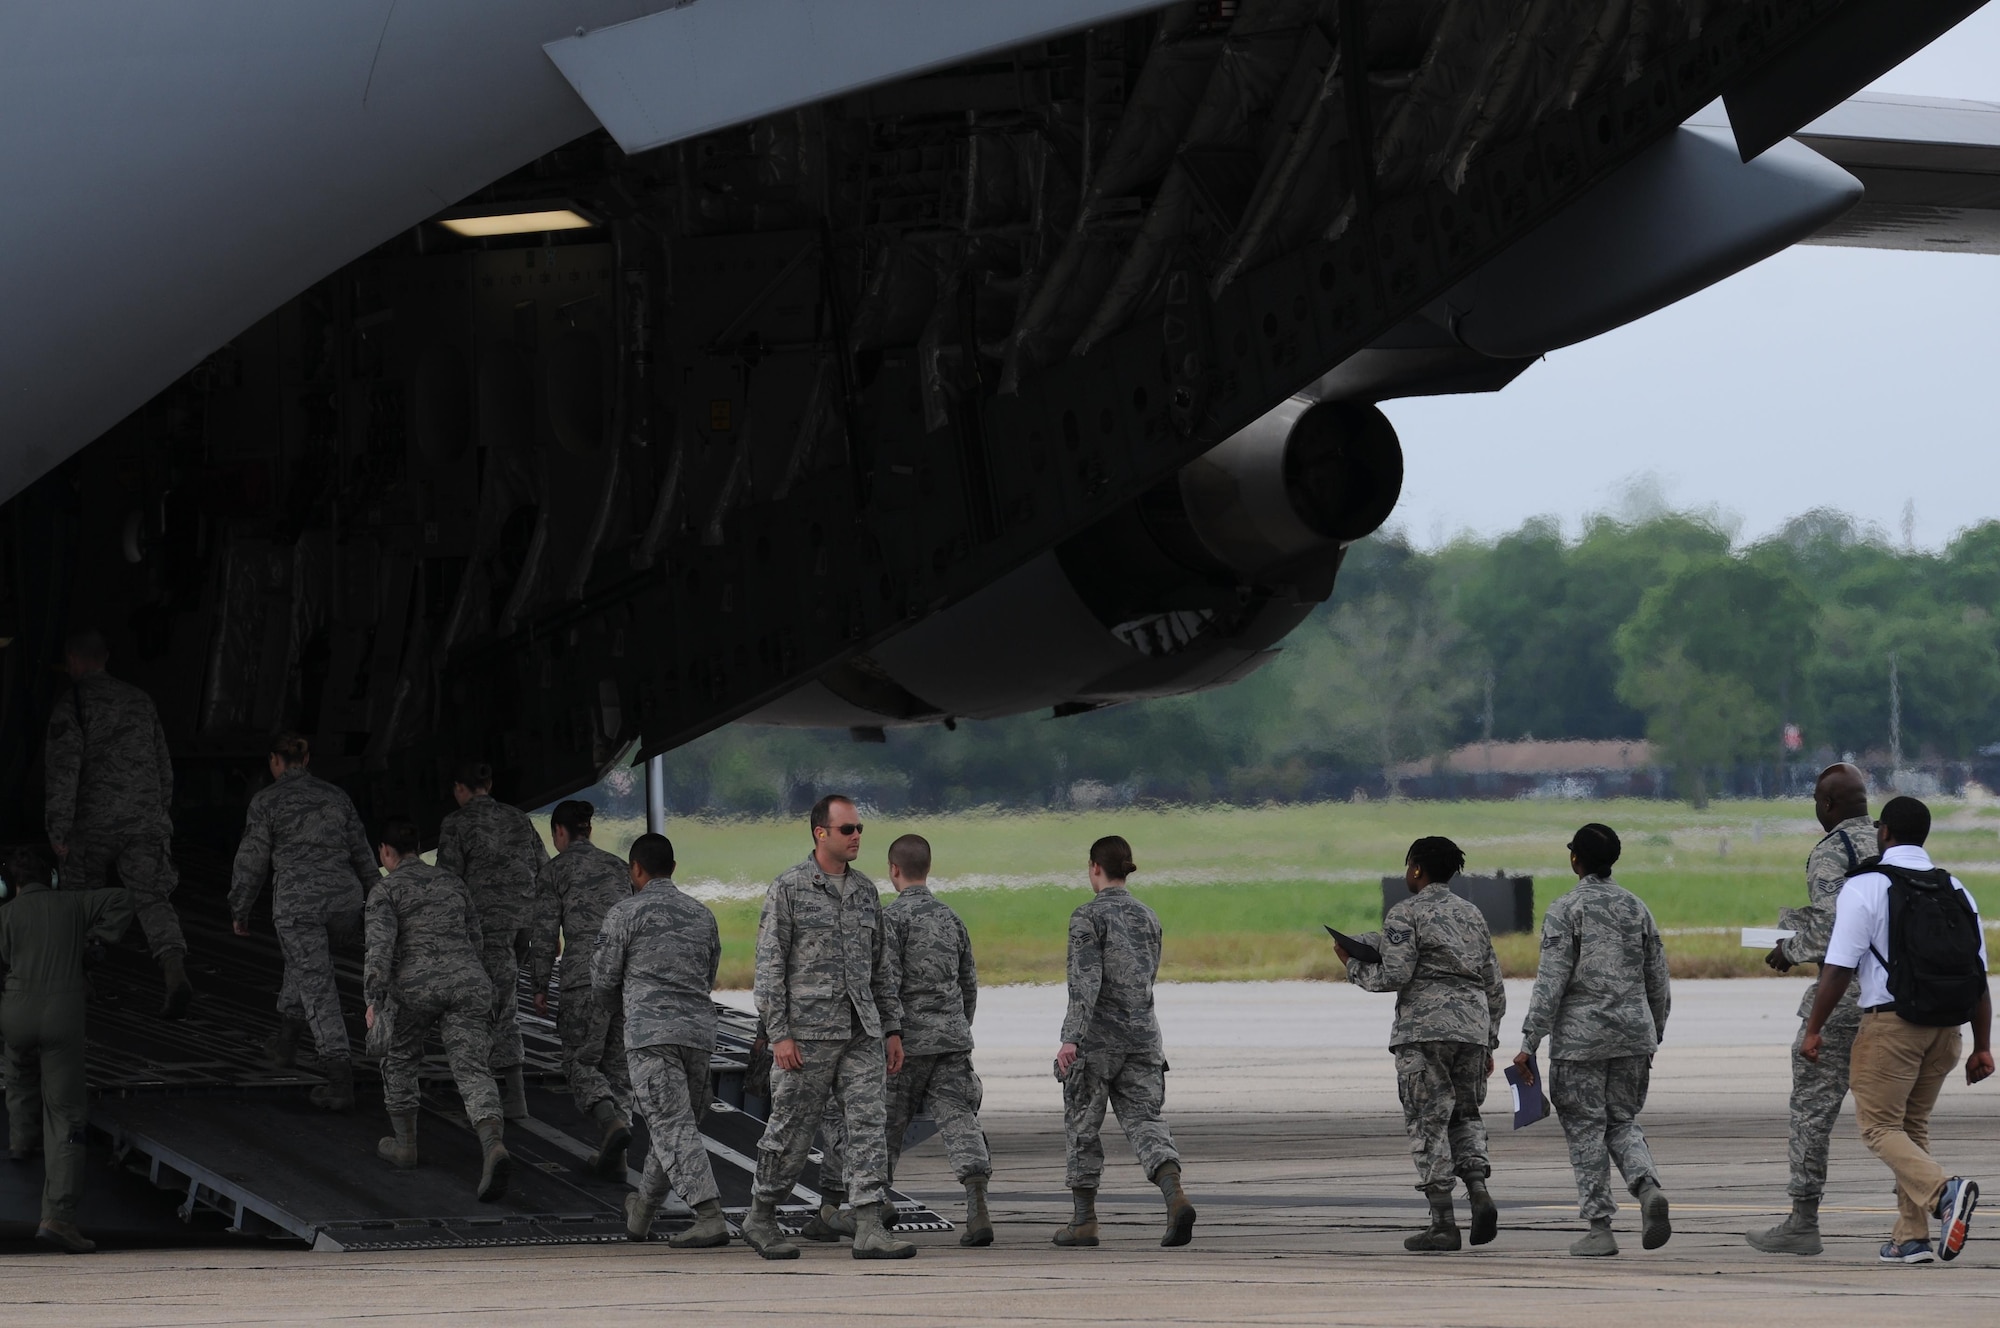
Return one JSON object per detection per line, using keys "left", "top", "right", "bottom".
{"left": 1803, "top": 795, "right": 1993, "bottom": 1264}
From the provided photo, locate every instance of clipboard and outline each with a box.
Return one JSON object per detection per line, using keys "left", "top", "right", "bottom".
{"left": 1324, "top": 924, "right": 1381, "bottom": 965}
{"left": 1505, "top": 1056, "right": 1550, "bottom": 1129}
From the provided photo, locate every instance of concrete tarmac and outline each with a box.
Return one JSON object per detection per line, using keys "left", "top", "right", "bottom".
{"left": 5, "top": 979, "right": 1998, "bottom": 1325}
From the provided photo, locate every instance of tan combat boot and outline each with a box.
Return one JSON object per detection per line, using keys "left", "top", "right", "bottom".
{"left": 1465, "top": 1177, "right": 1499, "bottom": 1246}
{"left": 474, "top": 1117, "right": 512, "bottom": 1202}
{"left": 159, "top": 949, "right": 195, "bottom": 1020}
{"left": 376, "top": 1111, "right": 420, "bottom": 1169}
{"left": 625, "top": 1191, "right": 657, "bottom": 1241}
{"left": 262, "top": 1017, "right": 308, "bottom": 1069}
{"left": 1570, "top": 1218, "right": 1618, "bottom": 1257}
{"left": 1637, "top": 1181, "right": 1672, "bottom": 1249}
{"left": 1052, "top": 1187, "right": 1099, "bottom": 1247}
{"left": 589, "top": 1098, "right": 631, "bottom": 1178}
{"left": 1155, "top": 1161, "right": 1197, "bottom": 1247}
{"left": 851, "top": 1201, "right": 917, "bottom": 1260}
{"left": 36, "top": 1221, "right": 95, "bottom": 1254}
{"left": 1747, "top": 1198, "right": 1823, "bottom": 1256}
{"left": 669, "top": 1198, "right": 732, "bottom": 1249}
{"left": 1404, "top": 1192, "right": 1462, "bottom": 1252}
{"left": 740, "top": 1197, "right": 801, "bottom": 1260}
{"left": 960, "top": 1174, "right": 995, "bottom": 1247}
{"left": 800, "top": 1185, "right": 854, "bottom": 1241}
{"left": 309, "top": 1057, "right": 355, "bottom": 1112}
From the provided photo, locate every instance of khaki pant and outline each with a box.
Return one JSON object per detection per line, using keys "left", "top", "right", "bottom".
{"left": 1850, "top": 1012, "right": 1960, "bottom": 1244}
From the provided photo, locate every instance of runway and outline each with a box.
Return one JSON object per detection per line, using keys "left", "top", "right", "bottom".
{"left": 5, "top": 980, "right": 1998, "bottom": 1325}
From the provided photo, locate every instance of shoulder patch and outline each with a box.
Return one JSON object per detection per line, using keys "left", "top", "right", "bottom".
{"left": 1385, "top": 925, "right": 1413, "bottom": 946}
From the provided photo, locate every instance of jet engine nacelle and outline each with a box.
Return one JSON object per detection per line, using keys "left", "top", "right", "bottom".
{"left": 745, "top": 399, "right": 1402, "bottom": 732}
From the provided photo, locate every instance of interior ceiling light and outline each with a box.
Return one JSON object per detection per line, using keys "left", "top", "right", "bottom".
{"left": 435, "top": 207, "right": 597, "bottom": 237}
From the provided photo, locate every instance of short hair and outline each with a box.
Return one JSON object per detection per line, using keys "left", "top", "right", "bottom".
{"left": 1568, "top": 823, "right": 1622, "bottom": 876}
{"left": 379, "top": 818, "right": 421, "bottom": 856}
{"left": 1879, "top": 795, "right": 1932, "bottom": 846}
{"left": 64, "top": 628, "right": 108, "bottom": 664}
{"left": 810, "top": 793, "right": 855, "bottom": 834}
{"left": 270, "top": 731, "right": 310, "bottom": 766}
{"left": 551, "top": 799, "right": 594, "bottom": 837}
{"left": 1089, "top": 835, "right": 1136, "bottom": 880}
{"left": 1405, "top": 836, "right": 1465, "bottom": 883}
{"left": 888, "top": 833, "right": 931, "bottom": 880}
{"left": 2, "top": 844, "right": 54, "bottom": 895}
{"left": 454, "top": 761, "right": 494, "bottom": 792}
{"left": 629, "top": 832, "right": 676, "bottom": 878}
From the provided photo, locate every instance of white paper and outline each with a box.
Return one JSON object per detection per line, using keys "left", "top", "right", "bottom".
{"left": 1741, "top": 927, "right": 1797, "bottom": 949}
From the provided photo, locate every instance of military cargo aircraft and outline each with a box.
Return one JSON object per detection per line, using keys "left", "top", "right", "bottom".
{"left": 1, "top": 0, "right": 1998, "bottom": 1248}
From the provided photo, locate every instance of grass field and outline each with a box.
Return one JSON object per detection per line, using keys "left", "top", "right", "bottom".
{"left": 546, "top": 797, "right": 2000, "bottom": 988}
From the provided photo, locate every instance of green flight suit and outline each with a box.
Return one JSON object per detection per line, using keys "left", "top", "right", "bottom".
{"left": 0, "top": 881, "right": 133, "bottom": 1223}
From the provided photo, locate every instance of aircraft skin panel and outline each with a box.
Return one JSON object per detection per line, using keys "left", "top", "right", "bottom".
{"left": 0, "top": 2, "right": 676, "bottom": 501}
{"left": 544, "top": 0, "right": 1177, "bottom": 154}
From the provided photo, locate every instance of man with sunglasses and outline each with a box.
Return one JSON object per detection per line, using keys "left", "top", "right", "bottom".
{"left": 742, "top": 795, "right": 911, "bottom": 1261}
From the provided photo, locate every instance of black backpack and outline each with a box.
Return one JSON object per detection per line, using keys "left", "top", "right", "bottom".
{"left": 1869, "top": 863, "right": 1989, "bottom": 1028}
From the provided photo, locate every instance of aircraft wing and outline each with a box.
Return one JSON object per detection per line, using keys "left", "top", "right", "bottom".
{"left": 1694, "top": 94, "right": 2000, "bottom": 254}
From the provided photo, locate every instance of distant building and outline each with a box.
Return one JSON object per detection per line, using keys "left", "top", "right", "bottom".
{"left": 1393, "top": 739, "right": 1662, "bottom": 801}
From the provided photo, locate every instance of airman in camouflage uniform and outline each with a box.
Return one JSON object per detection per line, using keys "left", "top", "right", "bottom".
{"left": 363, "top": 819, "right": 511, "bottom": 1202}
{"left": 1344, "top": 836, "right": 1505, "bottom": 1251}
{"left": 1054, "top": 836, "right": 1196, "bottom": 1250}
{"left": 741, "top": 796, "right": 911, "bottom": 1262}
{"left": 882, "top": 834, "right": 993, "bottom": 1246}
{"left": 529, "top": 800, "right": 634, "bottom": 1174}
{"left": 1517, "top": 824, "right": 1672, "bottom": 1258}
{"left": 592, "top": 832, "right": 730, "bottom": 1248}
{"left": 43, "top": 629, "right": 191, "bottom": 1017}
{"left": 229, "top": 737, "right": 378, "bottom": 1110}
{"left": 1749, "top": 763, "right": 1876, "bottom": 1256}
{"left": 435, "top": 764, "right": 549, "bottom": 1117}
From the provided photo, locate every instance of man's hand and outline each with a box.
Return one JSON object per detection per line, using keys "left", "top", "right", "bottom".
{"left": 1765, "top": 943, "right": 1793, "bottom": 973}
{"left": 1802, "top": 1029, "right": 1823, "bottom": 1062}
{"left": 772, "top": 1037, "right": 803, "bottom": 1072}
{"left": 1484, "top": 1055, "right": 1495, "bottom": 1078}
{"left": 232, "top": 919, "right": 250, "bottom": 937}
{"left": 533, "top": 992, "right": 550, "bottom": 1018}
{"left": 886, "top": 1033, "right": 904, "bottom": 1075}
{"left": 1968, "top": 1049, "right": 1995, "bottom": 1085}
{"left": 49, "top": 840, "right": 67, "bottom": 862}
{"left": 365, "top": 1004, "right": 376, "bottom": 1031}
{"left": 1510, "top": 1051, "right": 1535, "bottom": 1086}
{"left": 1056, "top": 1041, "right": 1080, "bottom": 1074}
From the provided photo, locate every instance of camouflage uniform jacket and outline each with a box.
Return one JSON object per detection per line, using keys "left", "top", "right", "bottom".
{"left": 1779, "top": 815, "right": 1877, "bottom": 1017}
{"left": 1346, "top": 881, "right": 1506, "bottom": 1050}
{"left": 1060, "top": 885, "right": 1164, "bottom": 1059}
{"left": 529, "top": 838, "right": 631, "bottom": 989}
{"left": 435, "top": 792, "right": 549, "bottom": 933}
{"left": 1520, "top": 874, "right": 1670, "bottom": 1061}
{"left": 227, "top": 766, "right": 377, "bottom": 922}
{"left": 43, "top": 671, "right": 174, "bottom": 843}
{"left": 364, "top": 861, "right": 490, "bottom": 1010}
{"left": 593, "top": 879, "right": 721, "bottom": 1051}
{"left": 753, "top": 857, "right": 901, "bottom": 1044}
{"left": 882, "top": 884, "right": 977, "bottom": 1056}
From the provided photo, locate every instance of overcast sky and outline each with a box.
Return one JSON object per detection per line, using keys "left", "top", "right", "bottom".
{"left": 1378, "top": 7, "right": 2000, "bottom": 553}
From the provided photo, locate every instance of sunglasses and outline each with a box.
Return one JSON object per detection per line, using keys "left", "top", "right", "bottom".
{"left": 826, "top": 822, "right": 863, "bottom": 836}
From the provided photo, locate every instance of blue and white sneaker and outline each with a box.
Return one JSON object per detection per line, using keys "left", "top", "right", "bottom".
{"left": 1880, "top": 1238, "right": 1937, "bottom": 1265}
{"left": 1937, "top": 1177, "right": 1978, "bottom": 1262}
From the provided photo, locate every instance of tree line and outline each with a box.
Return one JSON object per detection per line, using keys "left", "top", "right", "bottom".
{"left": 639, "top": 506, "right": 2000, "bottom": 813}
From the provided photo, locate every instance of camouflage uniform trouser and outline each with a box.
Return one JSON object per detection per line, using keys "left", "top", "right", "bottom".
{"left": 274, "top": 909, "right": 359, "bottom": 1060}
{"left": 478, "top": 924, "right": 533, "bottom": 1071}
{"left": 753, "top": 1033, "right": 890, "bottom": 1207}
{"left": 887, "top": 1049, "right": 990, "bottom": 1184}
{"left": 1550, "top": 1055, "right": 1660, "bottom": 1221}
{"left": 631, "top": 1043, "right": 721, "bottom": 1209}
{"left": 381, "top": 988, "right": 502, "bottom": 1122}
{"left": 1787, "top": 1003, "right": 1861, "bottom": 1201}
{"left": 557, "top": 975, "right": 631, "bottom": 1117}
{"left": 811, "top": 1101, "right": 849, "bottom": 1197}
{"left": 1393, "top": 1041, "right": 1491, "bottom": 1194}
{"left": 67, "top": 831, "right": 184, "bottom": 960}
{"left": 1062, "top": 1051, "right": 1179, "bottom": 1190}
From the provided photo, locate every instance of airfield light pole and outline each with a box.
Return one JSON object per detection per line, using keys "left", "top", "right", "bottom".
{"left": 646, "top": 753, "right": 667, "bottom": 834}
